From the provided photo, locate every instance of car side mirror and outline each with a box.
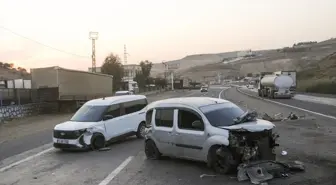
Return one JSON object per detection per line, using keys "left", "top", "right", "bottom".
{"left": 192, "top": 120, "right": 203, "bottom": 129}
{"left": 102, "top": 115, "right": 113, "bottom": 121}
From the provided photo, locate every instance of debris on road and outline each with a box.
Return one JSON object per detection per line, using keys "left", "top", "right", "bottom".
{"left": 261, "top": 112, "right": 314, "bottom": 122}
{"left": 200, "top": 174, "right": 217, "bottom": 179}
{"left": 97, "top": 147, "right": 111, "bottom": 151}
{"left": 237, "top": 160, "right": 305, "bottom": 184}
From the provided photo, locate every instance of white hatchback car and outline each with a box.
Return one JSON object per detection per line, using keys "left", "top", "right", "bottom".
{"left": 53, "top": 95, "right": 148, "bottom": 150}
{"left": 144, "top": 97, "right": 278, "bottom": 174}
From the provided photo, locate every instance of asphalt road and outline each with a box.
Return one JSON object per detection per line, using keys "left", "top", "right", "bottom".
{"left": 1, "top": 87, "right": 335, "bottom": 185}
{"left": 239, "top": 88, "right": 336, "bottom": 117}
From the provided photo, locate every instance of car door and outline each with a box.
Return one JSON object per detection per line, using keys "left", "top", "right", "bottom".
{"left": 152, "top": 108, "right": 177, "bottom": 156}
{"left": 122, "top": 99, "right": 146, "bottom": 132}
{"left": 174, "top": 108, "right": 207, "bottom": 160}
{"left": 103, "top": 104, "right": 126, "bottom": 140}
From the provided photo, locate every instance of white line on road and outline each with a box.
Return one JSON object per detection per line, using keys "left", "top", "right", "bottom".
{"left": 98, "top": 156, "right": 134, "bottom": 185}
{"left": 218, "top": 87, "right": 230, "bottom": 99}
{"left": 0, "top": 147, "right": 54, "bottom": 172}
{"left": 237, "top": 87, "right": 336, "bottom": 120}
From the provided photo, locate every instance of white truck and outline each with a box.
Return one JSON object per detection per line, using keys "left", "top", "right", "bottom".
{"left": 273, "top": 70, "right": 297, "bottom": 92}
{"left": 257, "top": 72, "right": 295, "bottom": 99}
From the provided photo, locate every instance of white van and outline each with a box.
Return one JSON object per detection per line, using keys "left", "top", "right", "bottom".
{"left": 53, "top": 95, "right": 148, "bottom": 150}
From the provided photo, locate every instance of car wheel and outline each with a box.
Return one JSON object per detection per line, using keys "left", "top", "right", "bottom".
{"left": 91, "top": 133, "right": 106, "bottom": 150}
{"left": 208, "top": 146, "right": 237, "bottom": 174}
{"left": 145, "top": 140, "right": 161, "bottom": 160}
{"left": 136, "top": 122, "right": 146, "bottom": 139}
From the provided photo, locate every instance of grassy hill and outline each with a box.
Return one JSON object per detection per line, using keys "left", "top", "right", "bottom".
{"left": 297, "top": 52, "right": 336, "bottom": 94}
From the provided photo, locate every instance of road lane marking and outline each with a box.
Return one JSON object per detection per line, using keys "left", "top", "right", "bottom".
{"left": 0, "top": 147, "right": 54, "bottom": 172}
{"left": 218, "top": 87, "right": 230, "bottom": 99}
{"left": 236, "top": 87, "right": 336, "bottom": 120}
{"left": 98, "top": 156, "right": 134, "bottom": 185}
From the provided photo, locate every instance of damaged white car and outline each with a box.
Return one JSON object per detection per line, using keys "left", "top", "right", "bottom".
{"left": 144, "top": 97, "right": 279, "bottom": 174}
{"left": 53, "top": 95, "right": 148, "bottom": 150}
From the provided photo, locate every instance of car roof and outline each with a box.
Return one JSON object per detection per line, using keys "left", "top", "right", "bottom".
{"left": 147, "top": 97, "right": 229, "bottom": 109}
{"left": 85, "top": 95, "right": 146, "bottom": 106}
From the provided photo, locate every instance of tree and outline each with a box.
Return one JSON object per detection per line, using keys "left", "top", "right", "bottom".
{"left": 101, "top": 53, "right": 124, "bottom": 91}
{"left": 139, "top": 60, "right": 153, "bottom": 80}
{"left": 3, "top": 63, "right": 11, "bottom": 68}
{"left": 134, "top": 60, "right": 153, "bottom": 89}
{"left": 134, "top": 72, "right": 145, "bottom": 89}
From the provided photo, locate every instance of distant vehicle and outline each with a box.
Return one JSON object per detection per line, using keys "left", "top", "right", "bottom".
{"left": 53, "top": 95, "right": 148, "bottom": 150}
{"left": 273, "top": 70, "right": 297, "bottom": 93}
{"left": 200, "top": 86, "right": 208, "bottom": 92}
{"left": 115, "top": 91, "right": 133, "bottom": 96}
{"left": 257, "top": 72, "right": 294, "bottom": 99}
{"left": 31, "top": 66, "right": 113, "bottom": 111}
{"left": 144, "top": 97, "right": 277, "bottom": 174}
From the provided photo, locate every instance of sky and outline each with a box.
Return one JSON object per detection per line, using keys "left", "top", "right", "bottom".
{"left": 0, "top": 0, "right": 335, "bottom": 71}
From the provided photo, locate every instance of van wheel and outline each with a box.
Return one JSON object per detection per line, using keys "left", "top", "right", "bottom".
{"left": 208, "top": 146, "right": 237, "bottom": 174}
{"left": 91, "top": 133, "right": 105, "bottom": 150}
{"left": 145, "top": 140, "right": 161, "bottom": 160}
{"left": 136, "top": 122, "right": 146, "bottom": 139}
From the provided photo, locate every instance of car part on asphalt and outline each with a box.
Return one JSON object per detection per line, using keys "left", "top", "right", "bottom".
{"left": 237, "top": 160, "right": 305, "bottom": 184}
{"left": 199, "top": 174, "right": 217, "bottom": 179}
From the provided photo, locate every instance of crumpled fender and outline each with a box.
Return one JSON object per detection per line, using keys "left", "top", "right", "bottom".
{"left": 82, "top": 126, "right": 106, "bottom": 146}
{"left": 202, "top": 135, "right": 230, "bottom": 159}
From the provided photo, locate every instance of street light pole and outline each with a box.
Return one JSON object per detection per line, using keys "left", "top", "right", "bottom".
{"left": 89, "top": 32, "right": 99, "bottom": 73}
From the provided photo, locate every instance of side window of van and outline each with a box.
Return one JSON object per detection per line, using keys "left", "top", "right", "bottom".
{"left": 155, "top": 109, "right": 174, "bottom": 128}
{"left": 124, "top": 99, "right": 148, "bottom": 114}
{"left": 105, "top": 104, "right": 121, "bottom": 118}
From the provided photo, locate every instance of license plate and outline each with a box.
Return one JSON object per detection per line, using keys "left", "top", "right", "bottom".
{"left": 56, "top": 139, "right": 69, "bottom": 144}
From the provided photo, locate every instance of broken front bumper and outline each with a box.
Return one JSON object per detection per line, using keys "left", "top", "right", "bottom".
{"left": 228, "top": 130, "right": 279, "bottom": 162}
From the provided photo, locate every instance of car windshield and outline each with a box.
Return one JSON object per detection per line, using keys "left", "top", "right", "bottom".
{"left": 70, "top": 105, "right": 108, "bottom": 122}
{"left": 200, "top": 103, "right": 245, "bottom": 127}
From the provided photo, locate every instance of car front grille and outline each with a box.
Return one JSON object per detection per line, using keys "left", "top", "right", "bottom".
{"left": 53, "top": 130, "right": 82, "bottom": 139}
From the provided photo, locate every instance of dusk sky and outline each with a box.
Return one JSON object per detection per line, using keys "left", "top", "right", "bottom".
{"left": 0, "top": 0, "right": 335, "bottom": 71}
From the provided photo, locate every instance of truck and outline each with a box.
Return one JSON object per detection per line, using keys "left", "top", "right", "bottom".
{"left": 31, "top": 66, "right": 113, "bottom": 111}
{"left": 273, "top": 70, "right": 297, "bottom": 92}
{"left": 257, "top": 72, "right": 294, "bottom": 99}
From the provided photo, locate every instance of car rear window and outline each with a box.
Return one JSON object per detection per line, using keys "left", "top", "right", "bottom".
{"left": 200, "top": 103, "right": 244, "bottom": 127}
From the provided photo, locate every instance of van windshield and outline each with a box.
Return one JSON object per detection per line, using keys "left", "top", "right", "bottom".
{"left": 200, "top": 103, "right": 245, "bottom": 127}
{"left": 70, "top": 105, "right": 108, "bottom": 122}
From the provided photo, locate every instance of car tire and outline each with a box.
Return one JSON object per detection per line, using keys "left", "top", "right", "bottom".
{"left": 136, "top": 122, "right": 146, "bottom": 139}
{"left": 145, "top": 139, "right": 161, "bottom": 160}
{"left": 208, "top": 146, "right": 237, "bottom": 174}
{"left": 91, "top": 133, "right": 106, "bottom": 150}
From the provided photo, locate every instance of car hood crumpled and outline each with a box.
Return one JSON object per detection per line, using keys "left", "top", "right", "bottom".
{"left": 220, "top": 119, "right": 275, "bottom": 132}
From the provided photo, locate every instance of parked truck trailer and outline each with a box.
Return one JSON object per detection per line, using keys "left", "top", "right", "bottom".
{"left": 31, "top": 66, "right": 113, "bottom": 111}
{"left": 257, "top": 72, "right": 294, "bottom": 99}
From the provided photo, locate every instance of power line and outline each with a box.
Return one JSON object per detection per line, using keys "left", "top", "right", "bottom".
{"left": 0, "top": 25, "right": 90, "bottom": 59}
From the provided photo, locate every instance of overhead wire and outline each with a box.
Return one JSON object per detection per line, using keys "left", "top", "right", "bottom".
{"left": 0, "top": 25, "right": 90, "bottom": 59}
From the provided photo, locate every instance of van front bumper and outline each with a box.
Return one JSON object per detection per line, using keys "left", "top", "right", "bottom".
{"left": 53, "top": 137, "right": 89, "bottom": 150}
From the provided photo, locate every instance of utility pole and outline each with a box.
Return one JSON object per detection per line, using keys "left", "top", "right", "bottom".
{"left": 89, "top": 32, "right": 98, "bottom": 73}
{"left": 162, "top": 61, "right": 168, "bottom": 81}
{"left": 124, "top": 44, "right": 128, "bottom": 65}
